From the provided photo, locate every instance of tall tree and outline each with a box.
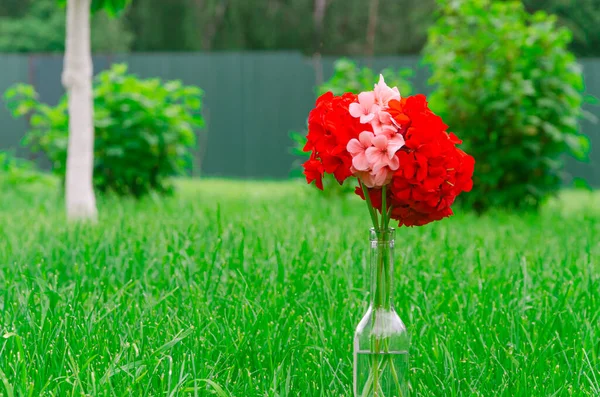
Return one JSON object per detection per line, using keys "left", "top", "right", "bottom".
{"left": 126, "top": 0, "right": 188, "bottom": 51}
{"left": 60, "top": 0, "right": 130, "bottom": 221}
{"left": 365, "top": 0, "right": 379, "bottom": 57}
{"left": 313, "top": 0, "right": 327, "bottom": 52}
{"left": 312, "top": 0, "right": 329, "bottom": 85}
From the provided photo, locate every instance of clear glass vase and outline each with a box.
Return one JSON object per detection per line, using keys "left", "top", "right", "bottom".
{"left": 354, "top": 228, "right": 410, "bottom": 397}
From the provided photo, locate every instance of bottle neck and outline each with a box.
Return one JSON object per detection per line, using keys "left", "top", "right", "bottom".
{"left": 369, "top": 228, "right": 395, "bottom": 310}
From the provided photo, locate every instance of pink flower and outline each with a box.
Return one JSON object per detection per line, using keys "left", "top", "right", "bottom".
{"left": 358, "top": 169, "right": 393, "bottom": 188}
{"left": 346, "top": 131, "right": 374, "bottom": 171}
{"left": 373, "top": 75, "right": 400, "bottom": 107}
{"left": 378, "top": 110, "right": 395, "bottom": 125}
{"left": 371, "top": 114, "right": 398, "bottom": 138}
{"left": 349, "top": 92, "right": 380, "bottom": 124}
{"left": 378, "top": 109, "right": 403, "bottom": 129}
{"left": 365, "top": 134, "right": 405, "bottom": 173}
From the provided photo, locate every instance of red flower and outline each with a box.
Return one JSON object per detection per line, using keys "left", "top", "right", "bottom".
{"left": 355, "top": 95, "right": 475, "bottom": 227}
{"left": 303, "top": 92, "right": 366, "bottom": 187}
{"left": 386, "top": 98, "right": 410, "bottom": 127}
{"left": 303, "top": 157, "right": 324, "bottom": 190}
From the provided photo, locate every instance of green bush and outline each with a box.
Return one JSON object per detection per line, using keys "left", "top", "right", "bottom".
{"left": 424, "top": 0, "right": 592, "bottom": 212}
{"left": 5, "top": 64, "right": 204, "bottom": 197}
{"left": 318, "top": 58, "right": 413, "bottom": 97}
{"left": 291, "top": 58, "right": 413, "bottom": 196}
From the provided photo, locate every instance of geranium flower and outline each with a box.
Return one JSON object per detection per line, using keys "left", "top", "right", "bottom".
{"left": 373, "top": 74, "right": 400, "bottom": 106}
{"left": 371, "top": 114, "right": 398, "bottom": 138}
{"left": 386, "top": 99, "right": 410, "bottom": 128}
{"left": 357, "top": 169, "right": 393, "bottom": 188}
{"left": 365, "top": 134, "right": 404, "bottom": 173}
{"left": 303, "top": 157, "right": 324, "bottom": 190}
{"left": 349, "top": 92, "right": 380, "bottom": 124}
{"left": 347, "top": 131, "right": 375, "bottom": 171}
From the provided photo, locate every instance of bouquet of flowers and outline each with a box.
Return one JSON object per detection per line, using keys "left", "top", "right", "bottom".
{"left": 302, "top": 76, "right": 474, "bottom": 396}
{"left": 303, "top": 75, "right": 474, "bottom": 228}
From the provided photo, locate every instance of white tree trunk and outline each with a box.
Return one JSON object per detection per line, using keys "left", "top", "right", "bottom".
{"left": 312, "top": 0, "right": 328, "bottom": 86}
{"left": 62, "top": 0, "right": 97, "bottom": 221}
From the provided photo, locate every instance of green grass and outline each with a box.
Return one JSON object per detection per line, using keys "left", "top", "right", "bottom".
{"left": 0, "top": 179, "right": 599, "bottom": 396}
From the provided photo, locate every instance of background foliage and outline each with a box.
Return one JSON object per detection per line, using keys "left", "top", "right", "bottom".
{"left": 1, "top": 0, "right": 599, "bottom": 56}
{"left": 0, "top": 0, "right": 132, "bottom": 53}
{"left": 0, "top": 150, "right": 49, "bottom": 187}
{"left": 4, "top": 64, "right": 203, "bottom": 197}
{"left": 424, "top": 0, "right": 591, "bottom": 212}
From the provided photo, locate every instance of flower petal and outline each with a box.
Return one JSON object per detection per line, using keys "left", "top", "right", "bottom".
{"left": 349, "top": 102, "right": 363, "bottom": 118}
{"left": 388, "top": 155, "right": 400, "bottom": 170}
{"left": 371, "top": 135, "right": 388, "bottom": 150}
{"left": 387, "top": 134, "right": 405, "bottom": 157}
{"left": 360, "top": 113, "right": 375, "bottom": 124}
{"left": 371, "top": 155, "right": 390, "bottom": 174}
{"left": 358, "top": 91, "right": 376, "bottom": 109}
{"left": 372, "top": 168, "right": 388, "bottom": 187}
{"left": 365, "top": 146, "right": 383, "bottom": 166}
{"left": 352, "top": 152, "right": 370, "bottom": 171}
{"left": 346, "top": 138, "right": 363, "bottom": 155}
{"left": 374, "top": 74, "right": 401, "bottom": 106}
{"left": 359, "top": 131, "right": 374, "bottom": 147}
{"left": 360, "top": 172, "right": 376, "bottom": 188}
{"left": 378, "top": 111, "right": 393, "bottom": 124}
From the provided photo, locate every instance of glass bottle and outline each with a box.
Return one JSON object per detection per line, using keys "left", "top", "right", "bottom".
{"left": 354, "top": 228, "right": 410, "bottom": 397}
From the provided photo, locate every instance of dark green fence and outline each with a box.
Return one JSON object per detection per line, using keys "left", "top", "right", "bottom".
{"left": 0, "top": 53, "right": 598, "bottom": 186}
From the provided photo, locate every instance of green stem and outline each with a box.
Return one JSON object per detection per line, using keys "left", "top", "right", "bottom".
{"left": 362, "top": 182, "right": 401, "bottom": 396}
{"left": 360, "top": 180, "right": 379, "bottom": 231}
{"left": 381, "top": 185, "right": 387, "bottom": 231}
{"left": 385, "top": 339, "right": 403, "bottom": 394}
{"left": 385, "top": 205, "right": 393, "bottom": 230}
{"left": 374, "top": 350, "right": 379, "bottom": 396}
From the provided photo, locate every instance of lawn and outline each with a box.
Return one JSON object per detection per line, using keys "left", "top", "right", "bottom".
{"left": 0, "top": 179, "right": 599, "bottom": 396}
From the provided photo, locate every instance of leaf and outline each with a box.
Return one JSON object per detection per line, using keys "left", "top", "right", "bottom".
{"left": 572, "top": 177, "right": 592, "bottom": 191}
{"left": 564, "top": 134, "right": 590, "bottom": 161}
{"left": 91, "top": 0, "right": 131, "bottom": 16}
{"left": 182, "top": 379, "right": 230, "bottom": 397}
{"left": 0, "top": 368, "right": 14, "bottom": 397}
{"left": 153, "top": 328, "right": 194, "bottom": 355}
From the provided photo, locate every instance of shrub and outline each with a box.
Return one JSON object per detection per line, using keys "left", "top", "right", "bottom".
{"left": 5, "top": 64, "right": 204, "bottom": 197}
{"left": 424, "top": 0, "right": 592, "bottom": 212}
{"left": 291, "top": 59, "right": 413, "bottom": 196}
{"left": 318, "top": 58, "right": 413, "bottom": 97}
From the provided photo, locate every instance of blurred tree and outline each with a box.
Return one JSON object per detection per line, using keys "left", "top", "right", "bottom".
{"left": 1, "top": 0, "right": 599, "bottom": 56}
{"left": 524, "top": 0, "right": 600, "bottom": 57}
{"left": 0, "top": 0, "right": 132, "bottom": 52}
{"left": 0, "top": 0, "right": 31, "bottom": 17}
{"left": 425, "top": 0, "right": 591, "bottom": 212}
{"left": 59, "top": 0, "right": 131, "bottom": 221}
{"left": 366, "top": 0, "right": 380, "bottom": 57}
{"left": 120, "top": 0, "right": 437, "bottom": 54}
{"left": 189, "top": 0, "right": 231, "bottom": 50}
{"left": 126, "top": 0, "right": 189, "bottom": 51}
{"left": 121, "top": 0, "right": 600, "bottom": 56}
{"left": 313, "top": 0, "right": 328, "bottom": 53}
